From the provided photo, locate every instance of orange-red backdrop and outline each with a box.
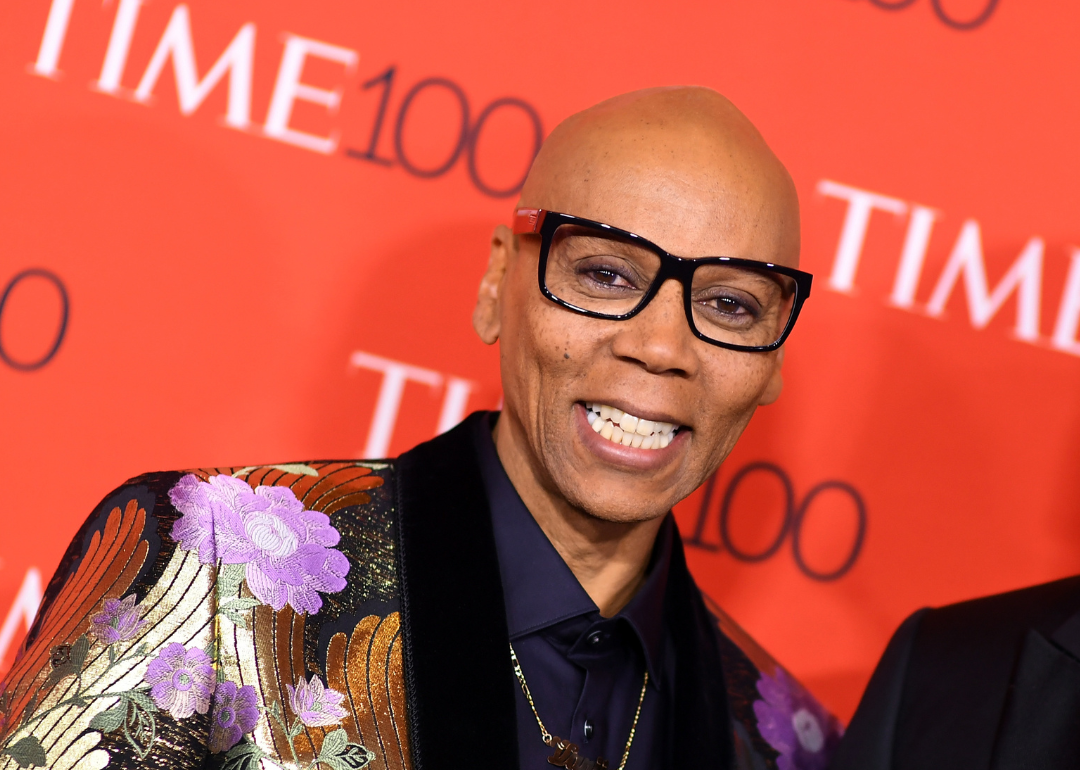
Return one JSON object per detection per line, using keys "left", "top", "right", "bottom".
{"left": 2, "top": 0, "right": 1078, "bottom": 722}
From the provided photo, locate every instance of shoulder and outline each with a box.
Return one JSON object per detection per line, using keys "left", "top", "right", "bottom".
{"left": 1, "top": 460, "right": 404, "bottom": 769}
{"left": 898, "top": 574, "right": 1080, "bottom": 701}
{"left": 29, "top": 460, "right": 399, "bottom": 649}
{"left": 95, "top": 460, "right": 398, "bottom": 518}
{"left": 868, "top": 577, "right": 1080, "bottom": 769}
{"left": 916, "top": 575, "right": 1080, "bottom": 649}
{"left": 129, "top": 459, "right": 398, "bottom": 532}
{"left": 924, "top": 574, "right": 1080, "bottom": 626}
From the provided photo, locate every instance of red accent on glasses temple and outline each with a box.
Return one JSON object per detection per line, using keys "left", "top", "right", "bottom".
{"left": 512, "top": 208, "right": 545, "bottom": 234}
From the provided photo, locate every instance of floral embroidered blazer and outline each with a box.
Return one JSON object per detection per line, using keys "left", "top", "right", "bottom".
{"left": 0, "top": 413, "right": 841, "bottom": 770}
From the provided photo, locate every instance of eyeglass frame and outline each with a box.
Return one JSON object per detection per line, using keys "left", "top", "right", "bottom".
{"left": 512, "top": 208, "right": 813, "bottom": 353}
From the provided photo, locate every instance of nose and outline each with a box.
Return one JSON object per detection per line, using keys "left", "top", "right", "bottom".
{"left": 609, "top": 278, "right": 699, "bottom": 377}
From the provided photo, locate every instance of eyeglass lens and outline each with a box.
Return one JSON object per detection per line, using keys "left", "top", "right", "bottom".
{"left": 545, "top": 224, "right": 797, "bottom": 348}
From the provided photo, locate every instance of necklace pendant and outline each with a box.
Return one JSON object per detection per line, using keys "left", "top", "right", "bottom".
{"left": 546, "top": 736, "right": 609, "bottom": 770}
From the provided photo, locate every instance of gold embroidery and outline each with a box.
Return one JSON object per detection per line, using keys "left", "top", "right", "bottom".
{"left": 0, "top": 545, "right": 215, "bottom": 770}
{"left": 1, "top": 500, "right": 149, "bottom": 743}
{"left": 387, "top": 630, "right": 410, "bottom": 768}
{"left": 329, "top": 615, "right": 380, "bottom": 749}
{"left": 252, "top": 603, "right": 302, "bottom": 760}
{"left": 368, "top": 614, "right": 405, "bottom": 770}
{"left": 324, "top": 613, "right": 410, "bottom": 770}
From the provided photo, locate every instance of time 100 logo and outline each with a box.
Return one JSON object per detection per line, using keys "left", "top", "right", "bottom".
{"left": 863, "top": 0, "right": 999, "bottom": 30}
{"left": 345, "top": 67, "right": 543, "bottom": 199}
{"left": 686, "top": 462, "right": 868, "bottom": 581}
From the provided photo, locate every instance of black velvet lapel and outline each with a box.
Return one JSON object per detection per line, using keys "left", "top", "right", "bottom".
{"left": 395, "top": 413, "right": 520, "bottom": 770}
{"left": 665, "top": 531, "right": 734, "bottom": 768}
{"left": 989, "top": 610, "right": 1080, "bottom": 769}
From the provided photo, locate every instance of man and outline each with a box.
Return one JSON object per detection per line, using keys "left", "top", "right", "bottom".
{"left": 0, "top": 87, "right": 839, "bottom": 770}
{"left": 830, "top": 576, "right": 1080, "bottom": 769}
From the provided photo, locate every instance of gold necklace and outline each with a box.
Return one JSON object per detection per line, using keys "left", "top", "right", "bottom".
{"left": 509, "top": 642, "right": 648, "bottom": 770}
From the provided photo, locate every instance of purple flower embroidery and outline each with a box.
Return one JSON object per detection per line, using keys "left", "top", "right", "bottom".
{"left": 170, "top": 473, "right": 350, "bottom": 614}
{"left": 170, "top": 474, "right": 216, "bottom": 564}
{"left": 144, "top": 643, "right": 215, "bottom": 720}
{"left": 753, "top": 669, "right": 842, "bottom": 770}
{"left": 208, "top": 680, "right": 260, "bottom": 753}
{"left": 89, "top": 594, "right": 147, "bottom": 645}
{"left": 286, "top": 675, "right": 347, "bottom": 727}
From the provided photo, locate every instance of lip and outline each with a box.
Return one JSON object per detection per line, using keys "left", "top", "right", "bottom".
{"left": 574, "top": 403, "right": 688, "bottom": 471}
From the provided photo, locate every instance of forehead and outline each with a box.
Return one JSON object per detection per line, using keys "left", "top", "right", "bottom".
{"left": 524, "top": 122, "right": 800, "bottom": 267}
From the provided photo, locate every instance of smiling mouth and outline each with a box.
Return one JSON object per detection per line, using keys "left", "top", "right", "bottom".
{"left": 584, "top": 402, "right": 683, "bottom": 450}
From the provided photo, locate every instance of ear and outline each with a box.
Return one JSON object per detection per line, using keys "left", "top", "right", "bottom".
{"left": 758, "top": 346, "right": 785, "bottom": 405}
{"left": 472, "top": 224, "right": 514, "bottom": 345}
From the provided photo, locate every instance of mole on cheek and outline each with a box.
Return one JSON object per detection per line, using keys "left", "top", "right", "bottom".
{"left": 564, "top": 353, "right": 570, "bottom": 360}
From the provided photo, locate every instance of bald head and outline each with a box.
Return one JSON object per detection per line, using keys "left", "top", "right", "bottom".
{"left": 520, "top": 86, "right": 800, "bottom": 267}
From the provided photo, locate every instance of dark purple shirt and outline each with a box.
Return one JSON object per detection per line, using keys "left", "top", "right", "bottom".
{"left": 473, "top": 414, "right": 674, "bottom": 770}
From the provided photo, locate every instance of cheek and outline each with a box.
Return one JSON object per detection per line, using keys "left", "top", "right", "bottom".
{"left": 699, "top": 355, "right": 777, "bottom": 437}
{"left": 499, "top": 282, "right": 583, "bottom": 410}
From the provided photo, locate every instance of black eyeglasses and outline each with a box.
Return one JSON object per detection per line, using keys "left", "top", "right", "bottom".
{"left": 512, "top": 209, "right": 813, "bottom": 352}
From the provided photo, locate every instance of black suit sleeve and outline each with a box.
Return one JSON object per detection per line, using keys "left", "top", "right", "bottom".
{"left": 829, "top": 608, "right": 928, "bottom": 770}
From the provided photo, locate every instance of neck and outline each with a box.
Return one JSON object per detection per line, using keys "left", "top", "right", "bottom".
{"left": 494, "top": 414, "right": 665, "bottom": 617}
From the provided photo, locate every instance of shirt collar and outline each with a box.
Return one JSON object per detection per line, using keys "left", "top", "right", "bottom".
{"left": 473, "top": 411, "right": 671, "bottom": 684}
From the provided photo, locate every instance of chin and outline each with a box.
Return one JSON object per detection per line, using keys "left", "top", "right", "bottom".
{"left": 589, "top": 507, "right": 669, "bottom": 525}
{"left": 543, "top": 447, "right": 694, "bottom": 526}
{"left": 566, "top": 482, "right": 677, "bottom": 524}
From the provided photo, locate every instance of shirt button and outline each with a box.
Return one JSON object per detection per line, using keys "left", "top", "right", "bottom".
{"left": 587, "top": 630, "right": 605, "bottom": 645}
{"left": 583, "top": 719, "right": 594, "bottom": 741}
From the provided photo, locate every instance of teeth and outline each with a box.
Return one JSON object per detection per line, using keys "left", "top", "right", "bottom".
{"left": 583, "top": 403, "right": 681, "bottom": 451}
